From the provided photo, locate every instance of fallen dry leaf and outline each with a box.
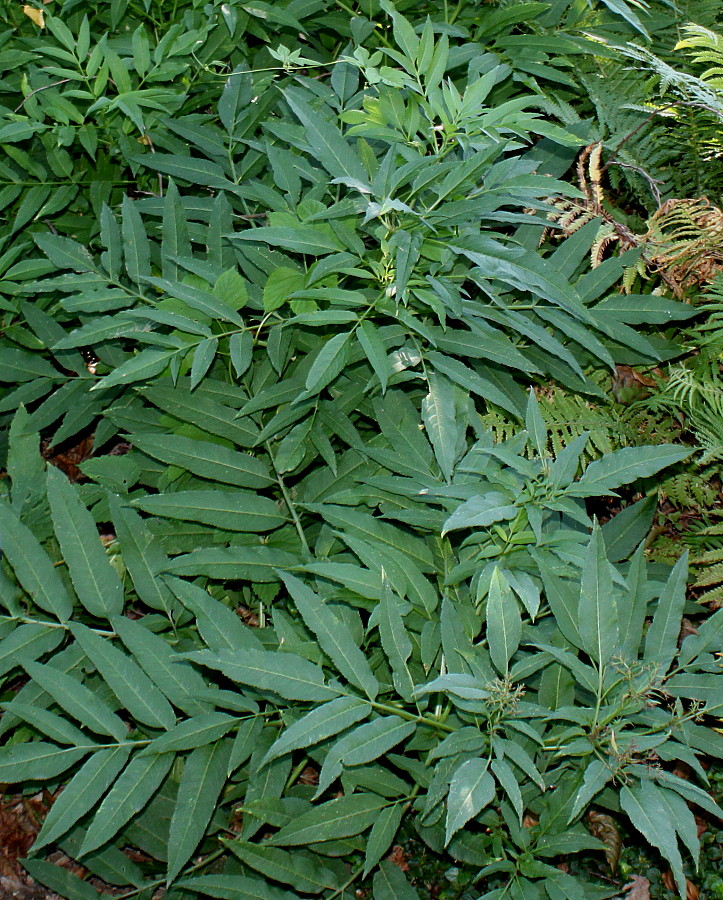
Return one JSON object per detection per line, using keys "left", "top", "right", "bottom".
{"left": 662, "top": 870, "right": 699, "bottom": 899}
{"left": 386, "top": 845, "right": 410, "bottom": 872}
{"left": 588, "top": 810, "right": 622, "bottom": 873}
{"left": 22, "top": 5, "right": 44, "bottom": 26}
{"left": 623, "top": 874, "right": 650, "bottom": 900}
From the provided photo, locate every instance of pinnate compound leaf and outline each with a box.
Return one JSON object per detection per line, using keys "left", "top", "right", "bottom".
{"left": 445, "top": 759, "right": 495, "bottom": 844}
{"left": 230, "top": 330, "right": 253, "bottom": 378}
{"left": 80, "top": 753, "right": 174, "bottom": 857}
{"left": 233, "top": 225, "right": 342, "bottom": 257}
{"left": 267, "top": 793, "right": 385, "bottom": 846}
{"left": 34, "top": 746, "right": 132, "bottom": 849}
{"left": 0, "top": 498, "right": 73, "bottom": 621}
{"left": 167, "top": 739, "right": 232, "bottom": 882}
{"left": 593, "top": 294, "right": 696, "bottom": 324}
{"left": 0, "top": 349, "right": 58, "bottom": 381}
{"left": 47, "top": 466, "right": 124, "bottom": 619}
{"left": 654, "top": 769, "right": 723, "bottom": 820}
{"left": 129, "top": 153, "right": 238, "bottom": 192}
{"left": 490, "top": 758, "right": 524, "bottom": 824}
{"left": 263, "top": 697, "right": 369, "bottom": 764}
{"left": 121, "top": 195, "right": 151, "bottom": 283}
{"left": 164, "top": 545, "right": 297, "bottom": 583}
{"left": 225, "top": 842, "right": 339, "bottom": 894}
{"left": 165, "top": 576, "right": 263, "bottom": 652}
{"left": 568, "top": 760, "right": 612, "bottom": 823}
{"left": 619, "top": 542, "right": 649, "bottom": 659}
{"left": 69, "top": 623, "right": 176, "bottom": 731}
{"left": 109, "top": 496, "right": 175, "bottom": 613}
{"left": 190, "top": 337, "right": 218, "bottom": 389}
{"left": 452, "top": 236, "right": 591, "bottom": 323}
{"left": 144, "top": 277, "right": 249, "bottom": 327}
{"left": 525, "top": 388, "right": 548, "bottom": 459}
{"left": 316, "top": 717, "right": 416, "bottom": 796}
{"left": 3, "top": 702, "right": 91, "bottom": 747}
{"left": 372, "top": 860, "right": 421, "bottom": 899}
{"left": 161, "top": 179, "right": 190, "bottom": 281}
{"left": 34, "top": 233, "right": 99, "bottom": 273}
{"left": 442, "top": 493, "right": 517, "bottom": 536}
{"left": 357, "top": 320, "right": 389, "bottom": 392}
{"left": 24, "top": 660, "right": 127, "bottom": 741}
{"left": 601, "top": 495, "right": 657, "bottom": 563}
{"left": 304, "top": 331, "right": 351, "bottom": 395}
{"left": 140, "top": 383, "right": 258, "bottom": 447}
{"left": 279, "top": 572, "right": 378, "bottom": 699}
{"left": 285, "top": 88, "right": 367, "bottom": 184}
{"left": 656, "top": 785, "right": 701, "bottom": 866}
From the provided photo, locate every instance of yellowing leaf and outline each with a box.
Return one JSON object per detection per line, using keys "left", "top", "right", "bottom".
{"left": 22, "top": 5, "right": 44, "bottom": 26}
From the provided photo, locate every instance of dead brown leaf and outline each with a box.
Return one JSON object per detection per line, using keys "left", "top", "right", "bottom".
{"left": 623, "top": 875, "right": 650, "bottom": 899}
{"left": 662, "top": 870, "right": 699, "bottom": 899}
{"left": 22, "top": 5, "right": 44, "bottom": 27}
{"left": 588, "top": 810, "right": 622, "bottom": 873}
{"left": 386, "top": 845, "right": 410, "bottom": 872}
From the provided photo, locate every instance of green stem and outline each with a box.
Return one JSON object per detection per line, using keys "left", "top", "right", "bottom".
{"left": 285, "top": 756, "right": 311, "bottom": 791}
{"left": 369, "top": 699, "right": 455, "bottom": 733}
{"left": 0, "top": 613, "right": 115, "bottom": 637}
{"left": 326, "top": 863, "right": 365, "bottom": 899}
{"left": 265, "top": 441, "right": 311, "bottom": 558}
{"left": 115, "top": 847, "right": 226, "bottom": 899}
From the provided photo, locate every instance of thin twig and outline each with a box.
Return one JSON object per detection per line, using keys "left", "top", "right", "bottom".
{"left": 14, "top": 78, "right": 72, "bottom": 113}
{"left": 608, "top": 161, "right": 663, "bottom": 206}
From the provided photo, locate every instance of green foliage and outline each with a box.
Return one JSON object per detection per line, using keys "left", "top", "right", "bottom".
{"left": 1, "top": 1, "right": 723, "bottom": 899}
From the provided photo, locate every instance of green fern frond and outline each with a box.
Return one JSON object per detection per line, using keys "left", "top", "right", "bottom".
{"left": 660, "top": 469, "right": 719, "bottom": 507}
{"left": 694, "top": 583, "right": 723, "bottom": 604}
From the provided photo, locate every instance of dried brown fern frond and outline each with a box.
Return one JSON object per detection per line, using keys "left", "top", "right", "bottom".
{"left": 637, "top": 197, "right": 723, "bottom": 296}
{"left": 541, "top": 142, "right": 639, "bottom": 264}
{"left": 543, "top": 143, "right": 723, "bottom": 294}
